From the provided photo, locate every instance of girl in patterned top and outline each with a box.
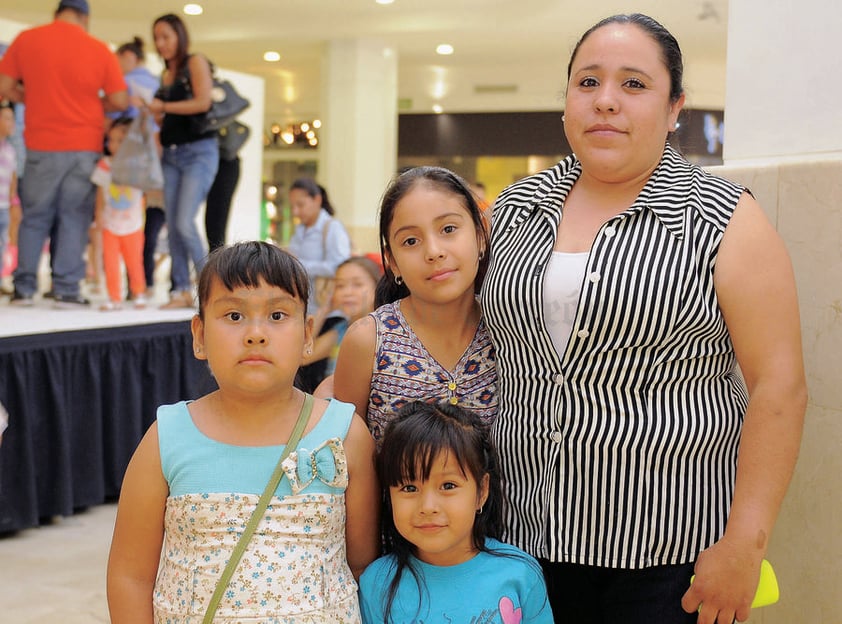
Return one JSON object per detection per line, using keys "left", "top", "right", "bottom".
{"left": 107, "top": 241, "right": 379, "bottom": 623}
{"left": 333, "top": 166, "right": 497, "bottom": 443}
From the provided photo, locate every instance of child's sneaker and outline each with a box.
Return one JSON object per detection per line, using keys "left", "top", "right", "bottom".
{"left": 132, "top": 294, "right": 147, "bottom": 309}
{"left": 99, "top": 301, "right": 122, "bottom": 312}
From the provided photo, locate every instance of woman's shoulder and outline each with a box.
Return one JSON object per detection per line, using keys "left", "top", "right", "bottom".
{"left": 649, "top": 144, "right": 746, "bottom": 229}
{"left": 490, "top": 155, "right": 579, "bottom": 234}
{"left": 186, "top": 53, "right": 210, "bottom": 69}
{"left": 495, "top": 155, "right": 578, "bottom": 207}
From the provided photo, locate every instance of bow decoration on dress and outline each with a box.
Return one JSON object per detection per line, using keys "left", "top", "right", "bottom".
{"left": 281, "top": 437, "right": 348, "bottom": 494}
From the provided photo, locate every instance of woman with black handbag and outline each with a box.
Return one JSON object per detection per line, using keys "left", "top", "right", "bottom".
{"left": 148, "top": 13, "right": 218, "bottom": 309}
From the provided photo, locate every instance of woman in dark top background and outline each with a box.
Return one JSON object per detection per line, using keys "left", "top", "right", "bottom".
{"left": 148, "top": 13, "right": 218, "bottom": 309}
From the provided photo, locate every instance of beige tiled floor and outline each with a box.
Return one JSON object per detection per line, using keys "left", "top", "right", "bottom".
{"left": 0, "top": 503, "right": 117, "bottom": 623}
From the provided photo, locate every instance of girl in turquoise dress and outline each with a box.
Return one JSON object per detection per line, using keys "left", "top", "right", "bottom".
{"left": 107, "top": 241, "right": 379, "bottom": 623}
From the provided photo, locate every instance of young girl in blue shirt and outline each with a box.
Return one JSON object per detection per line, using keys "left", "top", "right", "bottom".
{"left": 359, "top": 400, "right": 553, "bottom": 623}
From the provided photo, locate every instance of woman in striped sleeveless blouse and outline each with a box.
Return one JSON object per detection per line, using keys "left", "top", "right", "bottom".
{"left": 480, "top": 13, "right": 806, "bottom": 624}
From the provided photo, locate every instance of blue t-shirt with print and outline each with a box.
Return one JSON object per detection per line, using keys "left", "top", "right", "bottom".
{"left": 359, "top": 538, "right": 553, "bottom": 623}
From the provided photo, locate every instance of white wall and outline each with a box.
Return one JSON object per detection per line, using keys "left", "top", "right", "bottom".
{"left": 724, "top": 0, "right": 842, "bottom": 161}
{"left": 0, "top": 17, "right": 28, "bottom": 44}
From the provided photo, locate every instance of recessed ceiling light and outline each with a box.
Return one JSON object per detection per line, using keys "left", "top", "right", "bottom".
{"left": 432, "top": 104, "right": 443, "bottom": 114}
{"left": 376, "top": 0, "right": 395, "bottom": 5}
{"left": 183, "top": 4, "right": 203, "bottom": 16}
{"left": 263, "top": 51, "right": 281, "bottom": 62}
{"left": 436, "top": 44, "right": 454, "bottom": 56}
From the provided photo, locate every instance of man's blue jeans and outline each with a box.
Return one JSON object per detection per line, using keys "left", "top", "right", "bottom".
{"left": 14, "top": 150, "right": 99, "bottom": 297}
{"left": 161, "top": 137, "right": 219, "bottom": 292}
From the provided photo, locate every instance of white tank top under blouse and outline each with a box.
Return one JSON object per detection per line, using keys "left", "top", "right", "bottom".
{"left": 542, "top": 250, "right": 589, "bottom": 357}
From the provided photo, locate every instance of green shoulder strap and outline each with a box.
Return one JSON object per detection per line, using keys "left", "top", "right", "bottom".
{"left": 202, "top": 393, "right": 314, "bottom": 623}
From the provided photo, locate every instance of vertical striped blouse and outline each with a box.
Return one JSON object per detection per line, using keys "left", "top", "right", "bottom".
{"left": 481, "top": 143, "right": 749, "bottom": 569}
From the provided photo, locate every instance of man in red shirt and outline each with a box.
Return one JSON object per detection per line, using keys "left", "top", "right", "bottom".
{"left": 0, "top": 0, "right": 127, "bottom": 307}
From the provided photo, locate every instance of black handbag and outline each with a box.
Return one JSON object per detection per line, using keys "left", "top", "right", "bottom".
{"left": 192, "top": 77, "right": 250, "bottom": 134}
{"left": 218, "top": 120, "right": 250, "bottom": 160}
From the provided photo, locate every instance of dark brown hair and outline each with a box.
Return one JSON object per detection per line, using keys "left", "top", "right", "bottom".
{"left": 567, "top": 13, "right": 684, "bottom": 103}
{"left": 196, "top": 241, "right": 309, "bottom": 319}
{"left": 153, "top": 14, "right": 191, "bottom": 74}
{"left": 117, "top": 36, "right": 145, "bottom": 62}
{"left": 376, "top": 166, "right": 490, "bottom": 305}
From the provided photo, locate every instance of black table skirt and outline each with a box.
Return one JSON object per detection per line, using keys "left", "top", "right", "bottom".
{"left": 0, "top": 321, "right": 216, "bottom": 533}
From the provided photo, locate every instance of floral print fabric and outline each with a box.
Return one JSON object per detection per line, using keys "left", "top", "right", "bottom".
{"left": 153, "top": 440, "right": 359, "bottom": 623}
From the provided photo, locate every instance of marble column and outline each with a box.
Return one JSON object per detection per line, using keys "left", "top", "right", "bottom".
{"left": 319, "top": 39, "right": 398, "bottom": 254}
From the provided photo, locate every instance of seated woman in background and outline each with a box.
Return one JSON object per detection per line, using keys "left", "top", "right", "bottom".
{"left": 286, "top": 178, "right": 352, "bottom": 316}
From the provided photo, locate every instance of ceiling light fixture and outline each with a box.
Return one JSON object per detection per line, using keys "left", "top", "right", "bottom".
{"left": 183, "top": 4, "right": 203, "bottom": 16}
{"left": 375, "top": 0, "right": 395, "bottom": 5}
{"left": 263, "top": 51, "right": 281, "bottom": 62}
{"left": 432, "top": 104, "right": 443, "bottom": 114}
{"left": 436, "top": 44, "right": 454, "bottom": 56}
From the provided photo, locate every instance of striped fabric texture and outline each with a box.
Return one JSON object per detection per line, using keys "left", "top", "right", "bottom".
{"left": 481, "top": 143, "right": 749, "bottom": 569}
